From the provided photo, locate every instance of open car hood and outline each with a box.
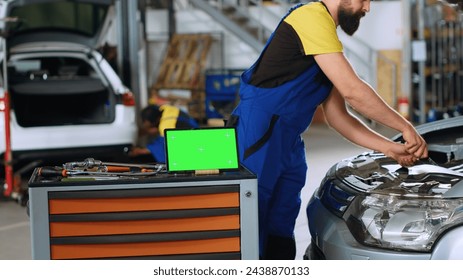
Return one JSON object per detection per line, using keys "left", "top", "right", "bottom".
{"left": 0, "top": 0, "right": 114, "bottom": 49}
{"left": 334, "top": 116, "right": 463, "bottom": 199}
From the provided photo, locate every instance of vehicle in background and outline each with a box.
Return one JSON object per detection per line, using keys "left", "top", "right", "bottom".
{"left": 0, "top": 0, "right": 137, "bottom": 196}
{"left": 305, "top": 116, "right": 463, "bottom": 260}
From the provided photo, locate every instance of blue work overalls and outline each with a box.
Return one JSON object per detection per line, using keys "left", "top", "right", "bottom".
{"left": 230, "top": 4, "right": 334, "bottom": 257}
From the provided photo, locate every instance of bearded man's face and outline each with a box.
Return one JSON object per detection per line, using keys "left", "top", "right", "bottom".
{"left": 338, "top": 1, "right": 366, "bottom": 35}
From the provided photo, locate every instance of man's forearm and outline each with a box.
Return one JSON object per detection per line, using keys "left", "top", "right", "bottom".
{"left": 344, "top": 82, "right": 412, "bottom": 133}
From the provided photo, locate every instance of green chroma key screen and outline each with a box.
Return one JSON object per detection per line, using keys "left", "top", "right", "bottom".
{"left": 164, "top": 127, "right": 239, "bottom": 172}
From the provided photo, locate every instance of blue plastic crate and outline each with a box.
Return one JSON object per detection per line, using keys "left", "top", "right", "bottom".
{"left": 205, "top": 69, "right": 243, "bottom": 99}
{"left": 204, "top": 69, "right": 244, "bottom": 119}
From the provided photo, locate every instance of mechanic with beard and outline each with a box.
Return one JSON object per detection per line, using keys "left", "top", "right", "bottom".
{"left": 227, "top": 0, "right": 428, "bottom": 259}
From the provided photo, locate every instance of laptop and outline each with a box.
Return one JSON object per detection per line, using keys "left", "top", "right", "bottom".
{"left": 164, "top": 127, "right": 240, "bottom": 173}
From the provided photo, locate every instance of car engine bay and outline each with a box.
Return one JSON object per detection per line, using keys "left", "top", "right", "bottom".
{"left": 336, "top": 129, "right": 463, "bottom": 198}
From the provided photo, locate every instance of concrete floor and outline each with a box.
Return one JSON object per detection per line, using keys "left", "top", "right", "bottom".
{"left": 0, "top": 122, "right": 396, "bottom": 260}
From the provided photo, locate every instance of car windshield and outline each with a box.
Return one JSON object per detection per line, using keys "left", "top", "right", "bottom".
{"left": 8, "top": 1, "right": 108, "bottom": 37}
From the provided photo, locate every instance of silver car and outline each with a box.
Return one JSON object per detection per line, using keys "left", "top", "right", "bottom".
{"left": 305, "top": 116, "right": 463, "bottom": 260}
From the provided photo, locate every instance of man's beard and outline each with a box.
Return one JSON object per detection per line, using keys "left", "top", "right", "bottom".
{"left": 338, "top": 5, "right": 365, "bottom": 36}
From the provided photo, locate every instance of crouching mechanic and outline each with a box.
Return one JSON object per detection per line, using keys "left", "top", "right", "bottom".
{"left": 228, "top": 0, "right": 428, "bottom": 259}
{"left": 129, "top": 104, "right": 199, "bottom": 163}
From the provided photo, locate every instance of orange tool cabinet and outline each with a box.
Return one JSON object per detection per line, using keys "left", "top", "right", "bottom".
{"left": 27, "top": 166, "right": 258, "bottom": 260}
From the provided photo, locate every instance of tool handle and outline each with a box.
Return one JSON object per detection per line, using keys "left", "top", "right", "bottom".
{"left": 105, "top": 166, "right": 156, "bottom": 173}
{"left": 38, "top": 167, "right": 67, "bottom": 177}
{"left": 106, "top": 166, "right": 131, "bottom": 172}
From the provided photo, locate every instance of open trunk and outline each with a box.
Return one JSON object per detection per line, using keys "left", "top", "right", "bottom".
{"left": 8, "top": 56, "right": 115, "bottom": 127}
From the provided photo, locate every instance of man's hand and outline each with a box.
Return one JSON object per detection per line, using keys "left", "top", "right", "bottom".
{"left": 402, "top": 125, "right": 428, "bottom": 160}
{"left": 128, "top": 146, "right": 150, "bottom": 157}
{"left": 384, "top": 142, "right": 417, "bottom": 167}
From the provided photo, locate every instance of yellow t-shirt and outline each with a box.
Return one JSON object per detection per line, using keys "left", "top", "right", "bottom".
{"left": 249, "top": 2, "right": 343, "bottom": 88}
{"left": 158, "top": 105, "right": 180, "bottom": 137}
{"left": 157, "top": 104, "right": 198, "bottom": 137}
{"left": 284, "top": 2, "right": 342, "bottom": 55}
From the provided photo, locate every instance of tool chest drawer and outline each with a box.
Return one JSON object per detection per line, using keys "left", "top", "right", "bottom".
{"left": 28, "top": 168, "right": 258, "bottom": 260}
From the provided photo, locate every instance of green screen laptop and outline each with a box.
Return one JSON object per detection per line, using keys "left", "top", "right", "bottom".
{"left": 164, "top": 127, "right": 239, "bottom": 173}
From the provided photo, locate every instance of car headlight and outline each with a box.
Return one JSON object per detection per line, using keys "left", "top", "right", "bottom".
{"left": 345, "top": 194, "right": 463, "bottom": 252}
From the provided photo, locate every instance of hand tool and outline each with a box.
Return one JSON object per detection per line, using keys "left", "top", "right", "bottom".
{"left": 37, "top": 158, "right": 166, "bottom": 178}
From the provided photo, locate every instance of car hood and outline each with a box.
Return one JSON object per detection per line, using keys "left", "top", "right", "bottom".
{"left": 334, "top": 116, "right": 463, "bottom": 199}
{"left": 0, "top": 0, "right": 114, "bottom": 49}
